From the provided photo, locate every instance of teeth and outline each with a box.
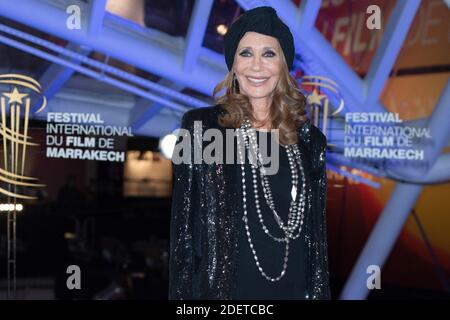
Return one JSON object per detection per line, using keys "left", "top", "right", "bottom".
{"left": 247, "top": 77, "right": 268, "bottom": 83}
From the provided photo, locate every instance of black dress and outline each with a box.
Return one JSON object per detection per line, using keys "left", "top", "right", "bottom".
{"left": 234, "top": 130, "right": 307, "bottom": 299}
{"left": 169, "top": 105, "right": 330, "bottom": 300}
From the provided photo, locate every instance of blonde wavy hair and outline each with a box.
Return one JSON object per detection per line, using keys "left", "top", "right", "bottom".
{"left": 213, "top": 54, "right": 307, "bottom": 146}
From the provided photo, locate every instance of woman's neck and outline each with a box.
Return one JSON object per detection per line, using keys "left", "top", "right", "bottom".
{"left": 251, "top": 99, "right": 272, "bottom": 130}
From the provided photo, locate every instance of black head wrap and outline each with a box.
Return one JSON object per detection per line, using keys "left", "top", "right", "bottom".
{"left": 223, "top": 6, "right": 295, "bottom": 71}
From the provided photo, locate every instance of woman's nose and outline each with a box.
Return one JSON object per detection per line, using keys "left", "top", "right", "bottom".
{"left": 250, "top": 56, "right": 263, "bottom": 71}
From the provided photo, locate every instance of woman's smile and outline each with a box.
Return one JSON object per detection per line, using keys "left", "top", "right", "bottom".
{"left": 246, "top": 76, "right": 270, "bottom": 86}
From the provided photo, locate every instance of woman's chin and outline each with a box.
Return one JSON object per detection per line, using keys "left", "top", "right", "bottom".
{"left": 241, "top": 87, "right": 274, "bottom": 99}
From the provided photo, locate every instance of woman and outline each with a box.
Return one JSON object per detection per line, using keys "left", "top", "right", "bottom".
{"left": 169, "top": 6, "right": 329, "bottom": 300}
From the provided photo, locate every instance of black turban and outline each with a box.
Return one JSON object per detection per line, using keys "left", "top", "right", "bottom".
{"left": 223, "top": 6, "right": 295, "bottom": 71}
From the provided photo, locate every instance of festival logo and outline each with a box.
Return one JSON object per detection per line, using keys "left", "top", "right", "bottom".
{"left": 0, "top": 74, "right": 46, "bottom": 199}
{"left": 301, "top": 75, "right": 344, "bottom": 142}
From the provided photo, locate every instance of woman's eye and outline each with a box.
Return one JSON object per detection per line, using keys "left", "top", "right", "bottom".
{"left": 263, "top": 51, "right": 276, "bottom": 57}
{"left": 239, "top": 50, "right": 252, "bottom": 57}
{"left": 238, "top": 50, "right": 275, "bottom": 57}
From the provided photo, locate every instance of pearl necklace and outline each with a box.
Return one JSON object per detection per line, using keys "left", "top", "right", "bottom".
{"left": 237, "top": 118, "right": 306, "bottom": 282}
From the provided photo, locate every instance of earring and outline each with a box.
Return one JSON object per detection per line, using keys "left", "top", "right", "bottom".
{"left": 233, "top": 73, "right": 239, "bottom": 92}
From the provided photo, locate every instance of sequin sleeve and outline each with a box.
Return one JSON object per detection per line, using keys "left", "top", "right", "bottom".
{"left": 310, "top": 126, "right": 331, "bottom": 299}
{"left": 168, "top": 111, "right": 197, "bottom": 300}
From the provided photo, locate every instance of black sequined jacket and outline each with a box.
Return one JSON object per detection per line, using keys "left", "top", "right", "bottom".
{"left": 169, "top": 105, "right": 330, "bottom": 300}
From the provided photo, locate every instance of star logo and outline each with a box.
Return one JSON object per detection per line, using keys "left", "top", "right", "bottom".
{"left": 307, "top": 89, "right": 325, "bottom": 106}
{"left": 2, "top": 87, "right": 28, "bottom": 105}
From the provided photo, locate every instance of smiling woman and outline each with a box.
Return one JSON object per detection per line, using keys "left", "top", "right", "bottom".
{"left": 233, "top": 32, "right": 282, "bottom": 124}
{"left": 169, "top": 6, "right": 329, "bottom": 300}
{"left": 214, "top": 7, "right": 306, "bottom": 147}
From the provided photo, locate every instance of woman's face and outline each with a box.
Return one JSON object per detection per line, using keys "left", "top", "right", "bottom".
{"left": 233, "top": 32, "right": 282, "bottom": 107}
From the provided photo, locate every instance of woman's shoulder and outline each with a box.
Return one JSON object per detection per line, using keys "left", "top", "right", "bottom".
{"left": 299, "top": 120, "right": 327, "bottom": 172}
{"left": 310, "top": 123, "right": 327, "bottom": 149}
{"left": 299, "top": 119, "right": 327, "bottom": 149}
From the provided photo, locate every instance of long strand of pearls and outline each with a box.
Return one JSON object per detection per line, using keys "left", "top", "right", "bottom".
{"left": 237, "top": 118, "right": 306, "bottom": 282}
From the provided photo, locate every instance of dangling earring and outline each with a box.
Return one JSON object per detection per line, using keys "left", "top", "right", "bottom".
{"left": 232, "top": 73, "right": 239, "bottom": 93}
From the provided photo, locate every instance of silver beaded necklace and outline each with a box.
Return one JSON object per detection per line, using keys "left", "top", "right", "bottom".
{"left": 237, "top": 118, "right": 306, "bottom": 282}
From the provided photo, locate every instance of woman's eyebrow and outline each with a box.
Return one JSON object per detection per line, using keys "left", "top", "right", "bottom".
{"left": 238, "top": 46, "right": 277, "bottom": 51}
